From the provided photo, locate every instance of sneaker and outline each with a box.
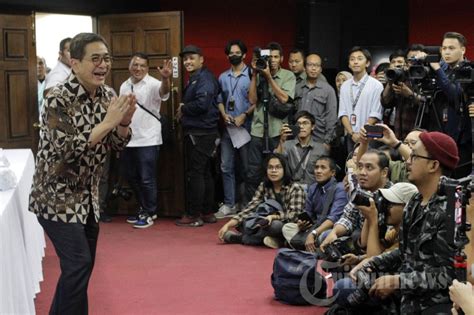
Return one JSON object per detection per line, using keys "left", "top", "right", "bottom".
{"left": 133, "top": 214, "right": 154, "bottom": 229}
{"left": 150, "top": 212, "right": 158, "bottom": 220}
{"left": 201, "top": 213, "right": 217, "bottom": 224}
{"left": 215, "top": 204, "right": 237, "bottom": 219}
{"left": 263, "top": 236, "right": 281, "bottom": 249}
{"left": 126, "top": 215, "right": 138, "bottom": 224}
{"left": 175, "top": 215, "right": 204, "bottom": 227}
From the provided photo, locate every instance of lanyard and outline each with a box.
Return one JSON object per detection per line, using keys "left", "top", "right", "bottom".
{"left": 350, "top": 75, "right": 369, "bottom": 110}
{"left": 229, "top": 66, "right": 247, "bottom": 98}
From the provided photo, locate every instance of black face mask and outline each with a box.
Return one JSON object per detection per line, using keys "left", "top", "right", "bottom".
{"left": 229, "top": 55, "right": 242, "bottom": 66}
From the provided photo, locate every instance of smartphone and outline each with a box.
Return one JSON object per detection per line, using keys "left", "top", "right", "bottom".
{"left": 298, "top": 212, "right": 314, "bottom": 224}
{"left": 287, "top": 124, "right": 301, "bottom": 138}
{"left": 364, "top": 124, "right": 383, "bottom": 139}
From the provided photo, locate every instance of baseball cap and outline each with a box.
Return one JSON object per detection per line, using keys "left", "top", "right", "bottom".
{"left": 379, "top": 182, "right": 418, "bottom": 204}
{"left": 179, "top": 45, "right": 202, "bottom": 57}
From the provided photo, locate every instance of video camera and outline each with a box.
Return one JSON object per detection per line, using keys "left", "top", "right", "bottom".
{"left": 253, "top": 47, "right": 271, "bottom": 71}
{"left": 453, "top": 61, "right": 474, "bottom": 84}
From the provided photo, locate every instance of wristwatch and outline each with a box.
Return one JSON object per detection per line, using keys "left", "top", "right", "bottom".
{"left": 311, "top": 230, "right": 319, "bottom": 237}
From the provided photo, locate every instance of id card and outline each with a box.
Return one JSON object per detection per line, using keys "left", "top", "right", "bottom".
{"left": 350, "top": 114, "right": 357, "bottom": 126}
{"left": 442, "top": 108, "right": 448, "bottom": 123}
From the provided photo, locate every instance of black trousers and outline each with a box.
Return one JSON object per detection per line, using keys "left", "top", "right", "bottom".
{"left": 38, "top": 214, "right": 99, "bottom": 315}
{"left": 184, "top": 133, "right": 217, "bottom": 217}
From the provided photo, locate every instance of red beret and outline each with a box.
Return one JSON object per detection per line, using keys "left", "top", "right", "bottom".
{"left": 419, "top": 132, "right": 459, "bottom": 170}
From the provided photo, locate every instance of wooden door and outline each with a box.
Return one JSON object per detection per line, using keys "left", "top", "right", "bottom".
{"left": 98, "top": 12, "right": 185, "bottom": 217}
{"left": 0, "top": 13, "right": 39, "bottom": 150}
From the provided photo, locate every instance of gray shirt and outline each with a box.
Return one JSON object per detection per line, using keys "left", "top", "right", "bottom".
{"left": 281, "top": 138, "right": 329, "bottom": 186}
{"left": 295, "top": 79, "right": 338, "bottom": 144}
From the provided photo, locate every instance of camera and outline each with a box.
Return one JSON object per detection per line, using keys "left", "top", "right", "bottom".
{"left": 351, "top": 188, "right": 390, "bottom": 238}
{"left": 385, "top": 67, "right": 407, "bottom": 84}
{"left": 254, "top": 47, "right": 271, "bottom": 71}
{"left": 321, "top": 236, "right": 354, "bottom": 262}
{"left": 347, "top": 268, "right": 375, "bottom": 306}
{"left": 110, "top": 183, "right": 132, "bottom": 201}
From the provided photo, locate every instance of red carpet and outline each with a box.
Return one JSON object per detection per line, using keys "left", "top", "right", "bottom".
{"left": 35, "top": 218, "right": 328, "bottom": 315}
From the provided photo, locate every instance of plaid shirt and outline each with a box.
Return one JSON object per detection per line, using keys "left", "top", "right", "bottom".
{"left": 232, "top": 182, "right": 306, "bottom": 224}
{"left": 29, "top": 74, "right": 131, "bottom": 224}
{"left": 335, "top": 181, "right": 392, "bottom": 234}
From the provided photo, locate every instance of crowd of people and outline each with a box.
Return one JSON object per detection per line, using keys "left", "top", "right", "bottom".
{"left": 31, "top": 31, "right": 473, "bottom": 314}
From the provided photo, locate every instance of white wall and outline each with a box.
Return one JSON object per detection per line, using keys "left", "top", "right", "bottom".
{"left": 35, "top": 13, "right": 93, "bottom": 70}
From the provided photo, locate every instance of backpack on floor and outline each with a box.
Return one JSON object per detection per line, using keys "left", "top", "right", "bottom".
{"left": 271, "top": 248, "right": 327, "bottom": 305}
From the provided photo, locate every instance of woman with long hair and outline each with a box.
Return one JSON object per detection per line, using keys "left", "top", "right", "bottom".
{"left": 218, "top": 153, "right": 305, "bottom": 248}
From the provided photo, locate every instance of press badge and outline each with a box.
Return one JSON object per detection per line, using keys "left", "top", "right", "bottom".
{"left": 442, "top": 108, "right": 448, "bottom": 123}
{"left": 350, "top": 114, "right": 357, "bottom": 126}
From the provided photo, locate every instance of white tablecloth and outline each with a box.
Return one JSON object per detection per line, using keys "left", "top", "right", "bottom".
{"left": 0, "top": 149, "right": 45, "bottom": 315}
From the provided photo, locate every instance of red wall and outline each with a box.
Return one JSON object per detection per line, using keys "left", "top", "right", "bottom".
{"left": 409, "top": 0, "right": 474, "bottom": 60}
{"left": 160, "top": 0, "right": 297, "bottom": 76}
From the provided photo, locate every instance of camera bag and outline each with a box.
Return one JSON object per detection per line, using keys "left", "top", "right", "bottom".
{"left": 271, "top": 248, "right": 326, "bottom": 305}
{"left": 268, "top": 96, "right": 295, "bottom": 120}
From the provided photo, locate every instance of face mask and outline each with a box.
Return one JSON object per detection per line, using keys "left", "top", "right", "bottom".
{"left": 229, "top": 55, "right": 242, "bottom": 66}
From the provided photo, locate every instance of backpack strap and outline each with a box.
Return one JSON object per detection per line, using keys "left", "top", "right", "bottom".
{"left": 318, "top": 181, "right": 338, "bottom": 224}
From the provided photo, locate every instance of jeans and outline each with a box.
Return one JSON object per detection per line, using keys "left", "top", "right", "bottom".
{"left": 121, "top": 146, "right": 159, "bottom": 215}
{"left": 220, "top": 130, "right": 249, "bottom": 207}
{"left": 241, "top": 220, "right": 284, "bottom": 246}
{"left": 38, "top": 215, "right": 99, "bottom": 315}
{"left": 245, "top": 135, "right": 280, "bottom": 201}
{"left": 184, "top": 133, "right": 217, "bottom": 217}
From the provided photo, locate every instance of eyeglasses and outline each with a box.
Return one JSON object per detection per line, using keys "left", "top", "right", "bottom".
{"left": 84, "top": 55, "right": 113, "bottom": 66}
{"left": 297, "top": 121, "right": 312, "bottom": 127}
{"left": 409, "top": 153, "right": 435, "bottom": 162}
{"left": 306, "top": 63, "right": 321, "bottom": 68}
{"left": 267, "top": 165, "right": 283, "bottom": 171}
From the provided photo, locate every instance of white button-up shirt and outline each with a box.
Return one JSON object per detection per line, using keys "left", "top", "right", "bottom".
{"left": 119, "top": 74, "right": 169, "bottom": 146}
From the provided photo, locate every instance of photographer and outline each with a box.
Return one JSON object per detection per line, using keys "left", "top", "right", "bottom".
{"left": 281, "top": 156, "right": 347, "bottom": 251}
{"left": 319, "top": 149, "right": 391, "bottom": 252}
{"left": 218, "top": 153, "right": 305, "bottom": 249}
{"left": 338, "top": 46, "right": 384, "bottom": 153}
{"left": 362, "top": 131, "right": 460, "bottom": 314}
{"left": 332, "top": 182, "right": 418, "bottom": 310}
{"left": 358, "top": 123, "right": 425, "bottom": 183}
{"left": 294, "top": 53, "right": 338, "bottom": 147}
{"left": 246, "top": 42, "right": 296, "bottom": 201}
{"left": 418, "top": 32, "right": 471, "bottom": 177}
{"left": 381, "top": 50, "right": 420, "bottom": 140}
{"left": 275, "top": 111, "right": 328, "bottom": 187}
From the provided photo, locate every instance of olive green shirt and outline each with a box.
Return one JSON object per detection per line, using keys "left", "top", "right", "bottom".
{"left": 251, "top": 68, "right": 296, "bottom": 138}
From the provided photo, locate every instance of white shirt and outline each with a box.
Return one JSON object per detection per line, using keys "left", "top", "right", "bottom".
{"left": 44, "top": 61, "right": 71, "bottom": 90}
{"left": 338, "top": 73, "right": 384, "bottom": 133}
{"left": 119, "top": 74, "right": 169, "bottom": 147}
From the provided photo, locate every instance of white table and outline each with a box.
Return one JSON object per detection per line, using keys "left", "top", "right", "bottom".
{"left": 0, "top": 149, "right": 46, "bottom": 315}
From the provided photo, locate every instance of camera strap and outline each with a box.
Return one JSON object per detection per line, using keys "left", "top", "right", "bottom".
{"left": 293, "top": 146, "right": 311, "bottom": 179}
{"left": 350, "top": 75, "right": 369, "bottom": 110}
{"left": 130, "top": 84, "right": 161, "bottom": 123}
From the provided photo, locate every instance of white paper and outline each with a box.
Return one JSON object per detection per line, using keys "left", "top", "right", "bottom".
{"left": 226, "top": 125, "right": 251, "bottom": 149}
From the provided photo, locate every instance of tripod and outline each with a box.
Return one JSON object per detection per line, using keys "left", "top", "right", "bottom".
{"left": 260, "top": 75, "right": 272, "bottom": 155}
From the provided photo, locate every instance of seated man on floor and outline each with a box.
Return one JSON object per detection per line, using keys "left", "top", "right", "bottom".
{"left": 218, "top": 153, "right": 305, "bottom": 249}
{"left": 331, "top": 182, "right": 418, "bottom": 311}
{"left": 319, "top": 149, "right": 392, "bottom": 253}
{"left": 281, "top": 156, "right": 347, "bottom": 251}
{"left": 274, "top": 110, "right": 328, "bottom": 190}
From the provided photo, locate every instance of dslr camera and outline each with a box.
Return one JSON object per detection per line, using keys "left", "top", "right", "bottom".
{"left": 110, "top": 183, "right": 132, "bottom": 201}
{"left": 347, "top": 268, "right": 377, "bottom": 306}
{"left": 321, "top": 236, "right": 355, "bottom": 262}
{"left": 254, "top": 47, "right": 271, "bottom": 71}
{"left": 385, "top": 67, "right": 408, "bottom": 84}
{"left": 351, "top": 187, "right": 390, "bottom": 235}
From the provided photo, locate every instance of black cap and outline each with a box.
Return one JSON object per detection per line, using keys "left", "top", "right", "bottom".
{"left": 179, "top": 45, "right": 202, "bottom": 57}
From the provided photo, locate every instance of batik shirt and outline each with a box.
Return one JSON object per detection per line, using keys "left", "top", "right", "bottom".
{"left": 370, "top": 193, "right": 456, "bottom": 314}
{"left": 29, "top": 74, "right": 131, "bottom": 224}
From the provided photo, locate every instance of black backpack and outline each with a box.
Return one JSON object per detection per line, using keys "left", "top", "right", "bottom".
{"left": 271, "top": 248, "right": 327, "bottom": 305}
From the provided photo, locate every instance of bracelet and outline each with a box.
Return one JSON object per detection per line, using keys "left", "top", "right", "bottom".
{"left": 119, "top": 121, "right": 131, "bottom": 127}
{"left": 393, "top": 141, "right": 402, "bottom": 150}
